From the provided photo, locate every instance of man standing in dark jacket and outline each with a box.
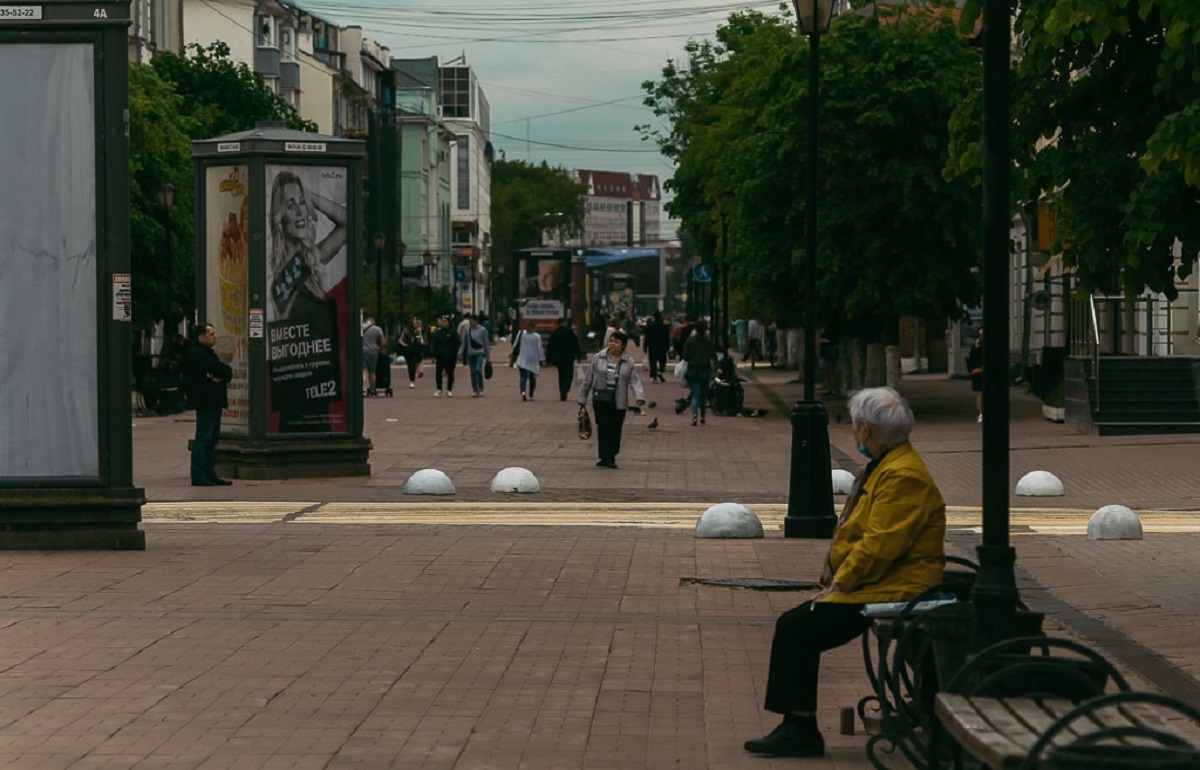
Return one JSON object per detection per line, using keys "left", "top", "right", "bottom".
{"left": 184, "top": 323, "right": 234, "bottom": 486}
{"left": 545, "top": 317, "right": 584, "bottom": 401}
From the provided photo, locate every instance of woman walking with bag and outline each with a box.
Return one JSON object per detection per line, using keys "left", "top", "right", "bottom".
{"left": 398, "top": 317, "right": 427, "bottom": 389}
{"left": 511, "top": 321, "right": 545, "bottom": 400}
{"left": 681, "top": 319, "right": 717, "bottom": 426}
{"left": 577, "top": 331, "right": 645, "bottom": 469}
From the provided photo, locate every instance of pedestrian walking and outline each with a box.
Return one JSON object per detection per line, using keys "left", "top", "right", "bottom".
{"left": 743, "top": 387, "right": 945, "bottom": 758}
{"left": 967, "top": 327, "right": 984, "bottom": 423}
{"left": 765, "top": 322, "right": 779, "bottom": 368}
{"left": 183, "top": 323, "right": 233, "bottom": 487}
{"left": 429, "top": 316, "right": 459, "bottom": 397}
{"left": 361, "top": 316, "right": 384, "bottom": 396}
{"left": 398, "top": 316, "right": 426, "bottom": 389}
{"left": 577, "top": 331, "right": 645, "bottom": 469}
{"left": 511, "top": 321, "right": 545, "bottom": 401}
{"left": 681, "top": 319, "right": 718, "bottom": 426}
{"left": 545, "top": 317, "right": 583, "bottom": 401}
{"left": 746, "top": 317, "right": 763, "bottom": 368}
{"left": 460, "top": 314, "right": 491, "bottom": 397}
{"left": 644, "top": 310, "right": 671, "bottom": 383}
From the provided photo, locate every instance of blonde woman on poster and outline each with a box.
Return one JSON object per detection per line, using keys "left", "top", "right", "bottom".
{"left": 264, "top": 166, "right": 349, "bottom": 434}
{"left": 267, "top": 170, "right": 347, "bottom": 321}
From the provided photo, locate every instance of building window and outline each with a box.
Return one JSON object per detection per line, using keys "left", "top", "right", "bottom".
{"left": 257, "top": 15, "right": 275, "bottom": 47}
{"left": 439, "top": 66, "right": 472, "bottom": 119}
{"left": 457, "top": 135, "right": 470, "bottom": 210}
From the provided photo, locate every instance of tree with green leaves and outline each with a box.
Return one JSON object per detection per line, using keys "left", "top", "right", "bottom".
{"left": 953, "top": 0, "right": 1200, "bottom": 298}
{"left": 642, "top": 6, "right": 982, "bottom": 383}
{"left": 490, "top": 158, "right": 585, "bottom": 297}
{"left": 128, "top": 43, "right": 316, "bottom": 332}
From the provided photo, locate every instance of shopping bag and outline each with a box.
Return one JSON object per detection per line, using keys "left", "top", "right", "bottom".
{"left": 578, "top": 407, "right": 593, "bottom": 440}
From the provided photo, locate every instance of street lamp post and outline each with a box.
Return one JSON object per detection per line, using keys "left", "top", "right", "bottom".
{"left": 423, "top": 249, "right": 436, "bottom": 323}
{"left": 157, "top": 182, "right": 176, "bottom": 328}
{"left": 972, "top": 0, "right": 1023, "bottom": 651}
{"left": 373, "top": 232, "right": 385, "bottom": 327}
{"left": 784, "top": 0, "right": 837, "bottom": 539}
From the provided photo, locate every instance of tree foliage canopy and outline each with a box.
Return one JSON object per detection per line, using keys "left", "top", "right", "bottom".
{"left": 128, "top": 43, "right": 316, "bottom": 330}
{"left": 954, "top": 0, "right": 1200, "bottom": 298}
{"left": 641, "top": 6, "right": 982, "bottom": 338}
{"left": 490, "top": 158, "right": 585, "bottom": 282}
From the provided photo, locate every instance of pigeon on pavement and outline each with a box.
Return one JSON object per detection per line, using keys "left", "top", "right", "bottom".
{"left": 647, "top": 418, "right": 658, "bottom": 430}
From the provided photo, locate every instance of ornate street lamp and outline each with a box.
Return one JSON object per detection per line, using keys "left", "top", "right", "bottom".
{"left": 784, "top": 0, "right": 837, "bottom": 539}
{"left": 373, "top": 232, "right": 385, "bottom": 324}
{"left": 157, "top": 182, "right": 176, "bottom": 325}
{"left": 422, "top": 249, "right": 437, "bottom": 322}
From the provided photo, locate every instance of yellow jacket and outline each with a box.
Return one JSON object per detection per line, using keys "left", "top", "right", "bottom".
{"left": 822, "top": 442, "right": 946, "bottom": 604}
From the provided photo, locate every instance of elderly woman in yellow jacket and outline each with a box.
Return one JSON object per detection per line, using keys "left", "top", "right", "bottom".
{"left": 744, "top": 386, "right": 946, "bottom": 758}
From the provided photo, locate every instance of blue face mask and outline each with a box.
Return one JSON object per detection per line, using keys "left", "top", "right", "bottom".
{"left": 857, "top": 442, "right": 873, "bottom": 459}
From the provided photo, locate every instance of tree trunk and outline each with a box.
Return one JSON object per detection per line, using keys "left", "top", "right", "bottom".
{"left": 865, "top": 342, "right": 887, "bottom": 387}
{"left": 886, "top": 344, "right": 902, "bottom": 390}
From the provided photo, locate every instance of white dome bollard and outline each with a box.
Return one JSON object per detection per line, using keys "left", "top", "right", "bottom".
{"left": 403, "top": 469, "right": 456, "bottom": 495}
{"left": 1087, "top": 505, "right": 1143, "bottom": 541}
{"left": 1015, "top": 471, "right": 1064, "bottom": 497}
{"left": 490, "top": 467, "right": 541, "bottom": 494}
{"left": 831, "top": 469, "right": 855, "bottom": 495}
{"left": 695, "top": 503, "right": 764, "bottom": 539}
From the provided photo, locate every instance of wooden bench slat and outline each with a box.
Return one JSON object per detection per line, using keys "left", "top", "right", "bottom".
{"left": 1012, "top": 695, "right": 1089, "bottom": 743}
{"left": 936, "top": 694, "right": 1032, "bottom": 769}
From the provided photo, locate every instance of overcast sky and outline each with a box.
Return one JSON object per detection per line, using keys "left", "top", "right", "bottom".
{"left": 298, "top": 0, "right": 785, "bottom": 239}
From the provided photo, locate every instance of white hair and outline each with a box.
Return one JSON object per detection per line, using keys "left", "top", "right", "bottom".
{"left": 848, "top": 387, "right": 914, "bottom": 450}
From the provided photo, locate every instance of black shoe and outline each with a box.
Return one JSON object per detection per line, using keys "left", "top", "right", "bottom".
{"left": 207, "top": 477, "right": 233, "bottom": 486}
{"left": 191, "top": 479, "right": 217, "bottom": 487}
{"left": 743, "top": 721, "right": 824, "bottom": 758}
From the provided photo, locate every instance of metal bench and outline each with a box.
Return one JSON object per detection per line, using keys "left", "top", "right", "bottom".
{"left": 935, "top": 692, "right": 1200, "bottom": 769}
{"left": 858, "top": 558, "right": 982, "bottom": 770}
{"left": 935, "top": 636, "right": 1200, "bottom": 769}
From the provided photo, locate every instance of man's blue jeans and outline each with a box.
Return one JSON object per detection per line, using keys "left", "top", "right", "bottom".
{"left": 191, "top": 408, "right": 222, "bottom": 483}
{"left": 468, "top": 354, "right": 485, "bottom": 394}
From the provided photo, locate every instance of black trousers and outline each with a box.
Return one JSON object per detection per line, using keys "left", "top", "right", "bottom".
{"left": 405, "top": 353, "right": 423, "bottom": 383}
{"left": 764, "top": 600, "right": 869, "bottom": 714}
{"left": 648, "top": 348, "right": 668, "bottom": 380}
{"left": 593, "top": 401, "right": 627, "bottom": 463}
{"left": 556, "top": 363, "right": 574, "bottom": 401}
{"left": 435, "top": 357, "right": 455, "bottom": 392}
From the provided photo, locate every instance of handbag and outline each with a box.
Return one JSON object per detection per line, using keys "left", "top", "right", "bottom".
{"left": 509, "top": 331, "right": 522, "bottom": 366}
{"left": 578, "top": 407, "right": 593, "bottom": 440}
{"left": 484, "top": 360, "right": 494, "bottom": 380}
{"left": 674, "top": 359, "right": 688, "bottom": 382}
{"left": 592, "top": 388, "right": 616, "bottom": 404}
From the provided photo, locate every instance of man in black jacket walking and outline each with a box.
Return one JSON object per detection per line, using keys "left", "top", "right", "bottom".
{"left": 545, "top": 317, "right": 584, "bottom": 401}
{"left": 184, "top": 323, "right": 234, "bottom": 486}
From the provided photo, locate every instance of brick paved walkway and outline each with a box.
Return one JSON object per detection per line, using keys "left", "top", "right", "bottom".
{"left": 1, "top": 351, "right": 1197, "bottom": 768}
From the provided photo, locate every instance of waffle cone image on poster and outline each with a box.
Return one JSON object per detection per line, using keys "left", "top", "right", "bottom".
{"left": 218, "top": 207, "right": 247, "bottom": 334}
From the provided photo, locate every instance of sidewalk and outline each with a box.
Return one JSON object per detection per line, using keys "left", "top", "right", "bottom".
{"left": 135, "top": 352, "right": 1200, "bottom": 511}
{"left": 0, "top": 354, "right": 1197, "bottom": 768}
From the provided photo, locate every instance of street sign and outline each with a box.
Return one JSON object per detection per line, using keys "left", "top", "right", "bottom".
{"left": 693, "top": 263, "right": 713, "bottom": 283}
{"left": 455, "top": 268, "right": 467, "bottom": 283}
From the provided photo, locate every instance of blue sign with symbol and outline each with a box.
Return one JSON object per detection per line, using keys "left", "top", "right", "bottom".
{"left": 455, "top": 269, "right": 467, "bottom": 283}
{"left": 693, "top": 264, "right": 713, "bottom": 283}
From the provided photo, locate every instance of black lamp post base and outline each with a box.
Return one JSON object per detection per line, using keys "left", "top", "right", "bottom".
{"left": 784, "top": 400, "right": 837, "bottom": 539}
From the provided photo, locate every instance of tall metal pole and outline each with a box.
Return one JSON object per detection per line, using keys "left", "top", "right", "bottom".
{"left": 803, "top": 23, "right": 819, "bottom": 405}
{"left": 971, "top": 0, "right": 1020, "bottom": 650}
{"left": 784, "top": 11, "right": 835, "bottom": 539}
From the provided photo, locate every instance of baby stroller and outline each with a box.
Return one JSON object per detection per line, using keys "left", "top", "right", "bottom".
{"left": 709, "top": 352, "right": 745, "bottom": 416}
{"left": 375, "top": 347, "right": 394, "bottom": 397}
